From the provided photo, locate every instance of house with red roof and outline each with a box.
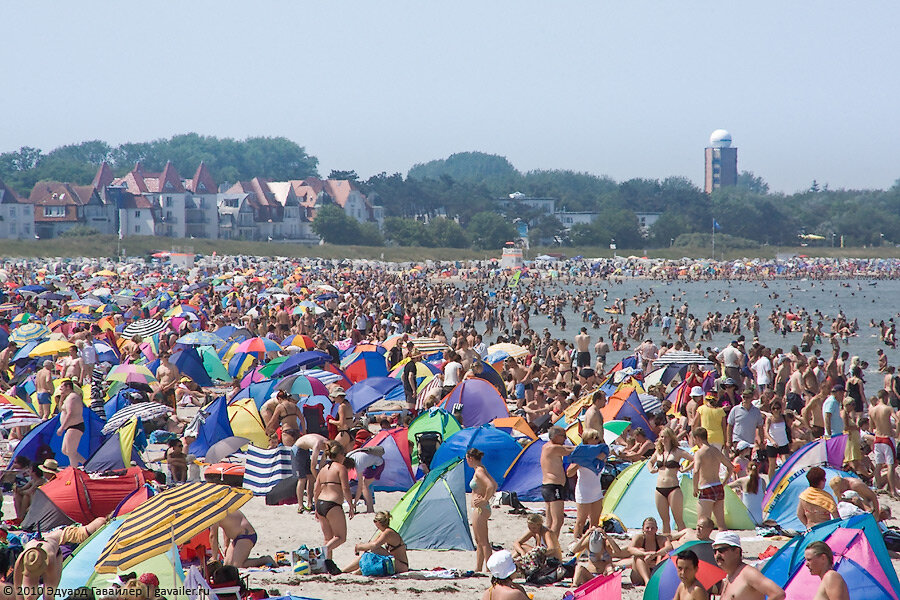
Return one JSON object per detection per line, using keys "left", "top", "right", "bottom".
{"left": 27, "top": 179, "right": 115, "bottom": 239}
{"left": 0, "top": 177, "right": 34, "bottom": 239}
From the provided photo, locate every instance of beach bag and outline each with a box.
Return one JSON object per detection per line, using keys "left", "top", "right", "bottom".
{"left": 293, "top": 545, "right": 328, "bottom": 573}
{"left": 359, "top": 551, "right": 395, "bottom": 576}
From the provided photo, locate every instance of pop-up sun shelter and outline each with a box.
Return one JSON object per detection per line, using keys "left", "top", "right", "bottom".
{"left": 389, "top": 459, "right": 474, "bottom": 551}
{"left": 22, "top": 466, "right": 148, "bottom": 532}
{"left": 429, "top": 424, "right": 522, "bottom": 490}
{"left": 499, "top": 439, "right": 546, "bottom": 501}
{"left": 84, "top": 417, "right": 147, "bottom": 472}
{"left": 406, "top": 408, "right": 461, "bottom": 463}
{"left": 761, "top": 513, "right": 900, "bottom": 600}
{"left": 361, "top": 428, "right": 415, "bottom": 491}
{"left": 10, "top": 406, "right": 104, "bottom": 468}
{"left": 439, "top": 379, "right": 509, "bottom": 427}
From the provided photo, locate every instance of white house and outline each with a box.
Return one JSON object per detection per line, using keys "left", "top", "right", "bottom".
{"left": 0, "top": 178, "right": 34, "bottom": 239}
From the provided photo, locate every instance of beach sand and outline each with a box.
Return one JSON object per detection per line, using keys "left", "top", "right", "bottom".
{"left": 239, "top": 491, "right": 900, "bottom": 600}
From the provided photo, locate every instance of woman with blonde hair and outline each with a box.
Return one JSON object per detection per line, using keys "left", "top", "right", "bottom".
{"left": 341, "top": 511, "right": 409, "bottom": 574}
{"left": 565, "top": 428, "right": 606, "bottom": 537}
{"left": 647, "top": 427, "right": 693, "bottom": 534}
{"left": 466, "top": 447, "right": 497, "bottom": 573}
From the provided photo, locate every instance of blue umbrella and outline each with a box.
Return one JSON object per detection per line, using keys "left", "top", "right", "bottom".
{"left": 270, "top": 351, "right": 331, "bottom": 378}
{"left": 346, "top": 377, "right": 403, "bottom": 413}
{"left": 176, "top": 331, "right": 225, "bottom": 346}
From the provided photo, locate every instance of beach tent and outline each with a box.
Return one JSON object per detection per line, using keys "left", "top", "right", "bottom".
{"left": 406, "top": 408, "right": 462, "bottom": 463}
{"left": 763, "top": 435, "right": 848, "bottom": 512}
{"left": 9, "top": 406, "right": 105, "bottom": 468}
{"left": 188, "top": 397, "right": 234, "bottom": 458}
{"left": 360, "top": 428, "right": 415, "bottom": 492}
{"left": 243, "top": 445, "right": 293, "bottom": 495}
{"left": 227, "top": 397, "right": 268, "bottom": 448}
{"left": 761, "top": 514, "right": 900, "bottom": 600}
{"left": 472, "top": 359, "right": 508, "bottom": 398}
{"left": 84, "top": 417, "right": 147, "bottom": 472}
{"left": 763, "top": 466, "right": 856, "bottom": 530}
{"left": 389, "top": 459, "right": 474, "bottom": 551}
{"left": 439, "top": 379, "right": 509, "bottom": 427}
{"left": 429, "top": 424, "right": 522, "bottom": 490}
{"left": 599, "top": 387, "right": 656, "bottom": 441}
{"left": 22, "top": 466, "right": 147, "bottom": 532}
{"left": 603, "top": 461, "right": 754, "bottom": 530}
{"left": 570, "top": 572, "right": 621, "bottom": 600}
{"left": 169, "top": 347, "right": 214, "bottom": 387}
{"left": 499, "top": 439, "right": 545, "bottom": 501}
{"left": 491, "top": 416, "right": 537, "bottom": 441}
{"left": 666, "top": 371, "right": 716, "bottom": 416}
{"left": 608, "top": 355, "right": 640, "bottom": 373}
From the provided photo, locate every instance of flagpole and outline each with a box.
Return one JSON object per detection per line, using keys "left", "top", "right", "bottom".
{"left": 712, "top": 218, "right": 716, "bottom": 261}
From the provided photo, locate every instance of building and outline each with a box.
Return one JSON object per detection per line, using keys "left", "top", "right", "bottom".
{"left": 496, "top": 192, "right": 556, "bottom": 219}
{"left": 704, "top": 129, "right": 738, "bottom": 193}
{"left": 28, "top": 181, "right": 115, "bottom": 239}
{"left": 0, "top": 178, "right": 34, "bottom": 239}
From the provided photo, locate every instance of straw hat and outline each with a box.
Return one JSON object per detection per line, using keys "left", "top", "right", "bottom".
{"left": 39, "top": 459, "right": 60, "bottom": 475}
{"left": 22, "top": 547, "right": 49, "bottom": 577}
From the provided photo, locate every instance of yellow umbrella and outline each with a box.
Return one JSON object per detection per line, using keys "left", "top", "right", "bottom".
{"left": 95, "top": 269, "right": 117, "bottom": 277}
{"left": 28, "top": 339, "right": 74, "bottom": 357}
{"left": 95, "top": 482, "right": 252, "bottom": 573}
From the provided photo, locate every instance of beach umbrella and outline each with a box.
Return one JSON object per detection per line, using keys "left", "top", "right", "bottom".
{"left": 68, "top": 298, "right": 103, "bottom": 309}
{"left": 122, "top": 319, "right": 166, "bottom": 338}
{"left": 37, "top": 292, "right": 67, "bottom": 302}
{"left": 28, "top": 339, "right": 73, "bottom": 357}
{"left": 95, "top": 482, "right": 252, "bottom": 573}
{"left": 11, "top": 313, "right": 35, "bottom": 325}
{"left": 274, "top": 374, "right": 329, "bottom": 397}
{"left": 257, "top": 356, "right": 289, "bottom": 378}
{"left": 282, "top": 334, "right": 315, "bottom": 350}
{"left": 602, "top": 420, "right": 632, "bottom": 444}
{"left": 227, "top": 352, "right": 259, "bottom": 379}
{"left": 644, "top": 540, "right": 725, "bottom": 600}
{"left": 65, "top": 312, "right": 96, "bottom": 324}
{"left": 269, "top": 351, "right": 331, "bottom": 378}
{"left": 176, "top": 331, "right": 224, "bottom": 346}
{"left": 293, "top": 368, "right": 346, "bottom": 387}
{"left": 486, "top": 343, "right": 528, "bottom": 360}
{"left": 102, "top": 403, "right": 173, "bottom": 434}
{"left": 389, "top": 359, "right": 440, "bottom": 384}
{"left": 0, "top": 401, "right": 41, "bottom": 428}
{"left": 17, "top": 285, "right": 47, "bottom": 295}
{"left": 292, "top": 302, "right": 326, "bottom": 316}
{"left": 0, "top": 303, "right": 18, "bottom": 313}
{"left": 106, "top": 364, "right": 158, "bottom": 386}
{"left": 653, "top": 350, "right": 714, "bottom": 368}
{"left": 410, "top": 337, "right": 450, "bottom": 355}
{"left": 234, "top": 337, "right": 282, "bottom": 358}
{"left": 9, "top": 323, "right": 51, "bottom": 345}
{"left": 205, "top": 436, "right": 251, "bottom": 464}
{"left": 95, "top": 269, "right": 117, "bottom": 277}
{"left": 341, "top": 351, "right": 389, "bottom": 384}
{"left": 346, "top": 377, "right": 403, "bottom": 413}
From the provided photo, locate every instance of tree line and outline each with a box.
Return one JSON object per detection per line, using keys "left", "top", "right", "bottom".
{"left": 3, "top": 138, "right": 899, "bottom": 249}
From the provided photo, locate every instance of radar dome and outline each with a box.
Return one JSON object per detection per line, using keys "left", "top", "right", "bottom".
{"left": 709, "top": 129, "right": 732, "bottom": 148}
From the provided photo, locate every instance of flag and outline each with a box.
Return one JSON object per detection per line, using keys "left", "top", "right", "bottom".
{"left": 713, "top": 219, "right": 722, "bottom": 232}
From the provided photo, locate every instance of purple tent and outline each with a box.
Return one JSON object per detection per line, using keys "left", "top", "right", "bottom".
{"left": 440, "top": 379, "right": 509, "bottom": 427}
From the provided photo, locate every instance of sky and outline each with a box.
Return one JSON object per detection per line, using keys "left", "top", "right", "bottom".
{"left": 3, "top": 2, "right": 899, "bottom": 193}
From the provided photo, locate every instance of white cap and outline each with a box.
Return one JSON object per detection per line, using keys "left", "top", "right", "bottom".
{"left": 486, "top": 549, "right": 517, "bottom": 579}
{"left": 690, "top": 386, "right": 704, "bottom": 397}
{"left": 712, "top": 531, "right": 742, "bottom": 549}
{"left": 735, "top": 440, "right": 753, "bottom": 452}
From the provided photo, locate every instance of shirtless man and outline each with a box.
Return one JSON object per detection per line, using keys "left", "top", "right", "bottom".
{"left": 154, "top": 352, "right": 181, "bottom": 408}
{"left": 209, "top": 509, "right": 275, "bottom": 568}
{"left": 582, "top": 390, "right": 606, "bottom": 434}
{"left": 804, "top": 541, "right": 849, "bottom": 600}
{"left": 13, "top": 534, "right": 62, "bottom": 600}
{"left": 714, "top": 531, "right": 785, "bottom": 600}
{"left": 691, "top": 427, "right": 733, "bottom": 530}
{"left": 59, "top": 346, "right": 85, "bottom": 386}
{"left": 56, "top": 380, "right": 85, "bottom": 467}
{"left": 328, "top": 388, "right": 354, "bottom": 452}
{"left": 674, "top": 550, "right": 708, "bottom": 600}
{"left": 575, "top": 328, "right": 591, "bottom": 369}
{"left": 802, "top": 390, "right": 827, "bottom": 439}
{"left": 869, "top": 390, "right": 899, "bottom": 498}
{"left": 35, "top": 361, "right": 54, "bottom": 420}
{"left": 294, "top": 433, "right": 328, "bottom": 511}
{"left": 265, "top": 391, "right": 303, "bottom": 447}
{"left": 540, "top": 426, "right": 574, "bottom": 539}
{"left": 0, "top": 341, "right": 17, "bottom": 385}
{"left": 797, "top": 466, "right": 840, "bottom": 529}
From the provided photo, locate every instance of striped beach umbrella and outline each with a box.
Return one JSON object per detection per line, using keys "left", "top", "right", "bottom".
{"left": 0, "top": 396, "right": 41, "bottom": 429}
{"left": 65, "top": 312, "right": 96, "bottom": 324}
{"left": 68, "top": 298, "right": 103, "bottom": 309}
{"left": 486, "top": 343, "right": 529, "bottom": 360}
{"left": 234, "top": 337, "right": 282, "bottom": 359}
{"left": 11, "top": 313, "right": 35, "bottom": 325}
{"left": 123, "top": 319, "right": 166, "bottom": 339}
{"left": 94, "top": 482, "right": 252, "bottom": 573}
{"left": 102, "top": 403, "right": 173, "bottom": 434}
{"left": 9, "top": 322, "right": 51, "bottom": 345}
{"left": 106, "top": 364, "right": 158, "bottom": 386}
{"left": 341, "top": 351, "right": 389, "bottom": 384}
{"left": 275, "top": 374, "right": 329, "bottom": 397}
{"left": 282, "top": 334, "right": 315, "bottom": 350}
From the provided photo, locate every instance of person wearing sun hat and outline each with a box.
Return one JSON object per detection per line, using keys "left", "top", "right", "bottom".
{"left": 14, "top": 535, "right": 62, "bottom": 600}
{"left": 328, "top": 386, "right": 353, "bottom": 451}
{"left": 482, "top": 550, "right": 528, "bottom": 600}
{"left": 713, "top": 531, "right": 785, "bottom": 600}
{"left": 39, "top": 459, "right": 60, "bottom": 478}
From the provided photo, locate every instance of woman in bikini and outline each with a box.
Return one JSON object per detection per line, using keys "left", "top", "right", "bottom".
{"left": 266, "top": 391, "right": 303, "bottom": 447}
{"left": 466, "top": 447, "right": 497, "bottom": 573}
{"left": 627, "top": 517, "right": 672, "bottom": 585}
{"left": 648, "top": 427, "right": 693, "bottom": 535}
{"left": 328, "top": 388, "right": 354, "bottom": 452}
{"left": 314, "top": 440, "right": 355, "bottom": 558}
{"left": 341, "top": 511, "right": 409, "bottom": 574}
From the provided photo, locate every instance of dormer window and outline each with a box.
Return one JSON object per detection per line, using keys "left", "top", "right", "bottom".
{"left": 43, "top": 206, "right": 65, "bottom": 218}
{"left": 164, "top": 180, "right": 174, "bottom": 190}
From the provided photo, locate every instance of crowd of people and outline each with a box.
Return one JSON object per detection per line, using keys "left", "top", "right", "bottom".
{"left": 0, "top": 253, "right": 896, "bottom": 600}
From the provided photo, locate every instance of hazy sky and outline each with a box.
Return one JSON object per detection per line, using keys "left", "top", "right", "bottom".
{"left": 3, "top": 2, "right": 898, "bottom": 193}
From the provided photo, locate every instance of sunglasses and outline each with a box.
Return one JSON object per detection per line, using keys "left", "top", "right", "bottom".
{"left": 713, "top": 547, "right": 736, "bottom": 554}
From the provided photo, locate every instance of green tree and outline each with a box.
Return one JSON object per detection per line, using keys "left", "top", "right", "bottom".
{"left": 737, "top": 171, "right": 770, "bottom": 194}
{"left": 528, "top": 215, "right": 565, "bottom": 246}
{"left": 357, "top": 222, "right": 384, "bottom": 246}
{"left": 311, "top": 204, "right": 360, "bottom": 244}
{"left": 408, "top": 151, "right": 519, "bottom": 190}
{"left": 384, "top": 217, "right": 433, "bottom": 246}
{"left": 427, "top": 217, "right": 469, "bottom": 248}
{"left": 467, "top": 211, "right": 516, "bottom": 250}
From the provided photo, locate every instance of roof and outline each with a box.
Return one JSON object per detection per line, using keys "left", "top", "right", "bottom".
{"left": 92, "top": 163, "right": 115, "bottom": 189}
{"left": 119, "top": 193, "right": 155, "bottom": 210}
{"left": 28, "top": 182, "right": 98, "bottom": 206}
{"left": 158, "top": 162, "right": 185, "bottom": 193}
{"left": 0, "top": 178, "right": 25, "bottom": 205}
{"left": 186, "top": 162, "right": 216, "bottom": 194}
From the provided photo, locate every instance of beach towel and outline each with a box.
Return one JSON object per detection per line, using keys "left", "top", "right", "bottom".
{"left": 798, "top": 487, "right": 837, "bottom": 514}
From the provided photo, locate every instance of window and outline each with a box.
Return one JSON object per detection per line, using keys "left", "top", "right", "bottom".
{"left": 166, "top": 196, "right": 173, "bottom": 207}
{"left": 135, "top": 210, "right": 141, "bottom": 218}
{"left": 43, "top": 206, "right": 65, "bottom": 218}
{"left": 134, "top": 225, "right": 140, "bottom": 233}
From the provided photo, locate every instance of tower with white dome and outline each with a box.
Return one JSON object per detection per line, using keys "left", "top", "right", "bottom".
{"left": 704, "top": 129, "right": 738, "bottom": 193}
